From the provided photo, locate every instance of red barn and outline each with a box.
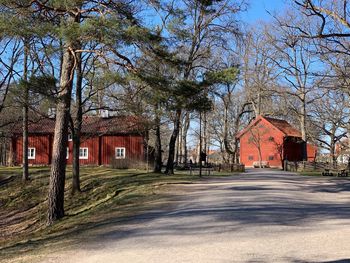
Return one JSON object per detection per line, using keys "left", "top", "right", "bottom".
{"left": 236, "top": 116, "right": 317, "bottom": 168}
{"left": 11, "top": 116, "right": 147, "bottom": 166}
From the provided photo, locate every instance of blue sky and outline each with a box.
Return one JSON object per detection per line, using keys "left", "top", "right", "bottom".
{"left": 242, "top": 0, "right": 287, "bottom": 22}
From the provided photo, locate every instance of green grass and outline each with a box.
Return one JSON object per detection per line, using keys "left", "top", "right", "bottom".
{"left": 0, "top": 166, "right": 204, "bottom": 257}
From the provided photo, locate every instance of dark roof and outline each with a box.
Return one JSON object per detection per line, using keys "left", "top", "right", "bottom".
{"left": 13, "top": 115, "right": 147, "bottom": 135}
{"left": 264, "top": 117, "right": 301, "bottom": 137}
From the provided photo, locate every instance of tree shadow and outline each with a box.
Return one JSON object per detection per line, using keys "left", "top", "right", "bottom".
{"left": 2, "top": 170, "right": 350, "bottom": 260}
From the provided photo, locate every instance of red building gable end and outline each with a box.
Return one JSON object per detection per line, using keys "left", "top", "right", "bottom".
{"left": 237, "top": 116, "right": 316, "bottom": 168}
{"left": 236, "top": 116, "right": 301, "bottom": 139}
{"left": 11, "top": 115, "right": 148, "bottom": 166}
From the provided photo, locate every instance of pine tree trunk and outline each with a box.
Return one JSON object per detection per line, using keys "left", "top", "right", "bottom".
{"left": 165, "top": 109, "right": 181, "bottom": 175}
{"left": 22, "top": 39, "right": 29, "bottom": 181}
{"left": 47, "top": 42, "right": 75, "bottom": 225}
{"left": 153, "top": 112, "right": 162, "bottom": 173}
{"left": 153, "top": 104, "right": 162, "bottom": 173}
{"left": 181, "top": 112, "right": 190, "bottom": 164}
{"left": 72, "top": 50, "right": 82, "bottom": 194}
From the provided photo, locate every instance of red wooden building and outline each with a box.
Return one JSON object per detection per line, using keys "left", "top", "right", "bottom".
{"left": 236, "top": 116, "right": 317, "bottom": 168}
{"left": 12, "top": 116, "right": 147, "bottom": 166}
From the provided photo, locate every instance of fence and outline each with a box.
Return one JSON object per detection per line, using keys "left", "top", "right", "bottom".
{"left": 187, "top": 163, "right": 245, "bottom": 175}
{"left": 284, "top": 161, "right": 349, "bottom": 172}
{"left": 213, "top": 163, "right": 245, "bottom": 173}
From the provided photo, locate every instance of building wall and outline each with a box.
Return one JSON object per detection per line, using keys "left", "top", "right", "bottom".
{"left": 307, "top": 143, "right": 317, "bottom": 161}
{"left": 14, "top": 135, "right": 51, "bottom": 165}
{"left": 283, "top": 140, "right": 317, "bottom": 162}
{"left": 14, "top": 134, "right": 144, "bottom": 166}
{"left": 239, "top": 120, "right": 285, "bottom": 168}
{"left": 101, "top": 135, "right": 144, "bottom": 165}
{"left": 66, "top": 136, "right": 100, "bottom": 165}
{"left": 283, "top": 139, "right": 302, "bottom": 162}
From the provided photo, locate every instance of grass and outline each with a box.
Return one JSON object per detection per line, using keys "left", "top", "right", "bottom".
{"left": 0, "top": 166, "right": 241, "bottom": 260}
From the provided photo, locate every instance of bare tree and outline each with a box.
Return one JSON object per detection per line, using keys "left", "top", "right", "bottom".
{"left": 311, "top": 90, "right": 349, "bottom": 166}
{"left": 268, "top": 15, "right": 325, "bottom": 160}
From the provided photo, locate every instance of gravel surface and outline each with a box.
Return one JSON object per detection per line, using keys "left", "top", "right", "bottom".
{"left": 7, "top": 169, "right": 350, "bottom": 263}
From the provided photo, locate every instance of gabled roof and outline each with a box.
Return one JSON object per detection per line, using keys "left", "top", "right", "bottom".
{"left": 13, "top": 115, "right": 147, "bottom": 135}
{"left": 236, "top": 115, "right": 301, "bottom": 139}
{"left": 264, "top": 117, "right": 301, "bottom": 137}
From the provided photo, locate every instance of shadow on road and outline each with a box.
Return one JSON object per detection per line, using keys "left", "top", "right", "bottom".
{"left": 3, "top": 169, "right": 350, "bottom": 260}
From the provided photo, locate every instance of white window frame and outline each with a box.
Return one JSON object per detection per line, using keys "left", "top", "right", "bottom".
{"left": 79, "top": 147, "right": 88, "bottom": 160}
{"left": 68, "top": 133, "right": 73, "bottom": 141}
{"left": 28, "top": 147, "right": 36, "bottom": 160}
{"left": 66, "top": 147, "right": 69, "bottom": 159}
{"left": 115, "top": 147, "right": 126, "bottom": 159}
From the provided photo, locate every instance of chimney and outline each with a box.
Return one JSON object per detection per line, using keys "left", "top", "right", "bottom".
{"left": 48, "top": 107, "right": 56, "bottom": 118}
{"left": 101, "top": 109, "right": 109, "bottom": 118}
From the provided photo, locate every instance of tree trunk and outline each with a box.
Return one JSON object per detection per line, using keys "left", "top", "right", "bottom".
{"left": 72, "top": 49, "right": 82, "bottom": 194}
{"left": 165, "top": 109, "right": 181, "bottom": 175}
{"left": 22, "top": 39, "right": 29, "bottom": 181}
{"left": 330, "top": 133, "right": 337, "bottom": 169}
{"left": 153, "top": 104, "right": 162, "bottom": 173}
{"left": 300, "top": 95, "right": 307, "bottom": 161}
{"left": 223, "top": 100, "right": 235, "bottom": 162}
{"left": 175, "top": 119, "right": 182, "bottom": 164}
{"left": 258, "top": 147, "right": 262, "bottom": 168}
{"left": 47, "top": 42, "right": 75, "bottom": 225}
{"left": 181, "top": 111, "right": 190, "bottom": 164}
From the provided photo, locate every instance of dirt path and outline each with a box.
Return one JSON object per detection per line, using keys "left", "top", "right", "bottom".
{"left": 3, "top": 169, "right": 350, "bottom": 262}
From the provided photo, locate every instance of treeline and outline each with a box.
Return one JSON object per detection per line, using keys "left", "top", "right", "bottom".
{"left": 0, "top": 0, "right": 247, "bottom": 225}
{"left": 1, "top": 0, "right": 350, "bottom": 225}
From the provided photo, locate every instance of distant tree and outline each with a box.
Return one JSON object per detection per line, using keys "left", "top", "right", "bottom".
{"left": 207, "top": 64, "right": 251, "bottom": 164}
{"left": 311, "top": 90, "right": 349, "bottom": 166}
{"left": 151, "top": 0, "right": 246, "bottom": 174}
{"left": 268, "top": 14, "right": 325, "bottom": 160}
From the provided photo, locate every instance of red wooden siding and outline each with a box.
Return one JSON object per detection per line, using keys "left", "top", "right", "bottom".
{"left": 239, "top": 120, "right": 285, "bottom": 168}
{"left": 15, "top": 135, "right": 51, "bottom": 165}
{"left": 66, "top": 137, "right": 100, "bottom": 165}
{"left": 101, "top": 135, "right": 144, "bottom": 165}
{"left": 14, "top": 134, "right": 145, "bottom": 166}
{"left": 237, "top": 116, "right": 317, "bottom": 168}
{"left": 307, "top": 143, "right": 317, "bottom": 161}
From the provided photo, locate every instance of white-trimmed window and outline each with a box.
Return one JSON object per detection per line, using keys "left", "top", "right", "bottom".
{"left": 28, "top": 148, "right": 36, "bottom": 159}
{"left": 115, "top": 147, "right": 126, "bottom": 159}
{"left": 66, "top": 147, "right": 69, "bottom": 159}
{"left": 68, "top": 133, "right": 73, "bottom": 141}
{"left": 79, "top": 147, "right": 88, "bottom": 159}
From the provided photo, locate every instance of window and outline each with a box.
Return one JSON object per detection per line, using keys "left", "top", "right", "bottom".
{"left": 28, "top": 148, "right": 36, "bottom": 159}
{"left": 79, "top": 147, "right": 88, "bottom": 159}
{"left": 66, "top": 147, "right": 69, "bottom": 159}
{"left": 268, "top": 136, "right": 274, "bottom": 142}
{"left": 115, "top": 147, "right": 126, "bottom": 159}
{"left": 68, "top": 134, "right": 73, "bottom": 141}
{"left": 248, "top": 155, "right": 254, "bottom": 161}
{"left": 269, "top": 155, "right": 274, "bottom": 161}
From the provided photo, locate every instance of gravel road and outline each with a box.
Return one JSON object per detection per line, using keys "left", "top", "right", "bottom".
{"left": 8, "top": 169, "right": 350, "bottom": 263}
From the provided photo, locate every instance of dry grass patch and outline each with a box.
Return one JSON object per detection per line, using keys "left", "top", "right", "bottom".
{"left": 0, "top": 166, "right": 198, "bottom": 258}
